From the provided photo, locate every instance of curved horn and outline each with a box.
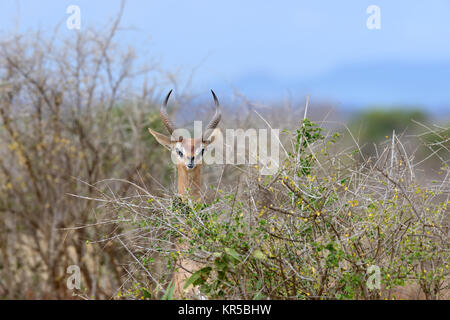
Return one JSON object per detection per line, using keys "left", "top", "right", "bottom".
{"left": 203, "top": 90, "right": 222, "bottom": 141}
{"left": 160, "top": 89, "right": 175, "bottom": 134}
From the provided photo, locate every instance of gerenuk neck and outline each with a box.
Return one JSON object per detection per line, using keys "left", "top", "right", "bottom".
{"left": 177, "top": 163, "right": 202, "bottom": 200}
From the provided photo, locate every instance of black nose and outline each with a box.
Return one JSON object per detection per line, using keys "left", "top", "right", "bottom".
{"left": 186, "top": 157, "right": 195, "bottom": 169}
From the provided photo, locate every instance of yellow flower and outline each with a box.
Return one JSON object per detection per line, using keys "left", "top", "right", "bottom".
{"left": 348, "top": 200, "right": 358, "bottom": 207}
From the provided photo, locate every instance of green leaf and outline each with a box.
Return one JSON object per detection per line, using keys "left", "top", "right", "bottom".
{"left": 184, "top": 272, "right": 201, "bottom": 290}
{"left": 253, "top": 249, "right": 266, "bottom": 260}
{"left": 224, "top": 248, "right": 241, "bottom": 261}
{"left": 140, "top": 288, "right": 152, "bottom": 299}
{"left": 184, "top": 267, "right": 212, "bottom": 289}
{"left": 162, "top": 280, "right": 175, "bottom": 300}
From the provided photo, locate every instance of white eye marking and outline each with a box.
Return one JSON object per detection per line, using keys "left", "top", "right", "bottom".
{"left": 195, "top": 145, "right": 205, "bottom": 156}
{"left": 174, "top": 143, "right": 185, "bottom": 158}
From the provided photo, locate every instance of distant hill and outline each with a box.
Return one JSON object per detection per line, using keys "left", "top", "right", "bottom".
{"left": 212, "top": 60, "right": 450, "bottom": 116}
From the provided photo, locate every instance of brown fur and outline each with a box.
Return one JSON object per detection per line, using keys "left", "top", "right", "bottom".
{"left": 177, "top": 160, "right": 202, "bottom": 198}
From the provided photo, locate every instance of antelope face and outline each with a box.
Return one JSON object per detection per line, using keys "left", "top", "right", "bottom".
{"left": 174, "top": 138, "right": 205, "bottom": 170}
{"left": 148, "top": 89, "right": 221, "bottom": 170}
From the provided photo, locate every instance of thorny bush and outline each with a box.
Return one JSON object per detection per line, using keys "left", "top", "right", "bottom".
{"left": 97, "top": 118, "right": 449, "bottom": 300}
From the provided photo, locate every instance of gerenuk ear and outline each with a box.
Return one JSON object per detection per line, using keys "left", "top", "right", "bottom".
{"left": 148, "top": 128, "right": 172, "bottom": 149}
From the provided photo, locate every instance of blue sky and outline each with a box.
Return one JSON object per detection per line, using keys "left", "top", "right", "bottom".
{"left": 1, "top": 0, "right": 449, "bottom": 112}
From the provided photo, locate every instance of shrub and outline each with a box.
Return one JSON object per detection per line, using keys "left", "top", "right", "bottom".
{"left": 0, "top": 20, "right": 171, "bottom": 298}
{"left": 96, "top": 117, "right": 449, "bottom": 300}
